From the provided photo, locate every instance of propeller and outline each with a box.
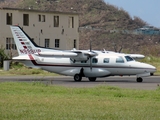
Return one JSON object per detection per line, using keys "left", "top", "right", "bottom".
{"left": 90, "top": 55, "right": 92, "bottom": 71}
{"left": 89, "top": 40, "right": 92, "bottom": 71}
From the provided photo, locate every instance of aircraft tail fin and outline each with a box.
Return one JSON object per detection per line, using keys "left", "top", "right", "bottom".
{"left": 10, "top": 26, "right": 41, "bottom": 55}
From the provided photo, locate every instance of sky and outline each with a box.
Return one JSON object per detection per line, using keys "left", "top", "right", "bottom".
{"left": 104, "top": 0, "right": 160, "bottom": 28}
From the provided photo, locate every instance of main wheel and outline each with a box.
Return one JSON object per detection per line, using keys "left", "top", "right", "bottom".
{"left": 74, "top": 74, "right": 82, "bottom": 82}
{"left": 88, "top": 77, "right": 96, "bottom": 81}
{"left": 137, "top": 77, "right": 143, "bottom": 82}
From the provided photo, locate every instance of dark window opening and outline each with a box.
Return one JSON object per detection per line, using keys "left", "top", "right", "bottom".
{"left": 74, "top": 39, "right": 76, "bottom": 48}
{"left": 69, "top": 16, "right": 74, "bottom": 28}
{"left": 55, "top": 39, "right": 60, "bottom": 48}
{"left": 38, "top": 14, "right": 41, "bottom": 22}
{"left": 6, "top": 13, "right": 12, "bottom": 25}
{"left": 54, "top": 16, "right": 59, "bottom": 27}
{"left": 42, "top": 15, "right": 45, "bottom": 22}
{"left": 45, "top": 39, "right": 50, "bottom": 48}
{"left": 6, "top": 38, "right": 16, "bottom": 50}
{"left": 23, "top": 14, "right": 29, "bottom": 26}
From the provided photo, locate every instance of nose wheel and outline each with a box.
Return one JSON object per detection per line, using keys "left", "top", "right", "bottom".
{"left": 137, "top": 77, "right": 143, "bottom": 82}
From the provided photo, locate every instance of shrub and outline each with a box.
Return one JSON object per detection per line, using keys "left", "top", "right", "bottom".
{"left": 0, "top": 46, "right": 9, "bottom": 68}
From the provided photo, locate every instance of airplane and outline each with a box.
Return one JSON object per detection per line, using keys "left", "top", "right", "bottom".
{"left": 10, "top": 25, "right": 156, "bottom": 82}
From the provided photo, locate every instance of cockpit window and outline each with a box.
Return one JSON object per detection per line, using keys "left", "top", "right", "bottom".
{"left": 125, "top": 56, "right": 134, "bottom": 62}
{"left": 116, "top": 56, "right": 124, "bottom": 63}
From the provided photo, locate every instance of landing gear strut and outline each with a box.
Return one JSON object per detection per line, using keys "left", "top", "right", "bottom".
{"left": 137, "top": 77, "right": 143, "bottom": 82}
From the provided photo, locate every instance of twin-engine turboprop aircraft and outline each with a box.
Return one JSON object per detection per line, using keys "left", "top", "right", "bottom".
{"left": 10, "top": 26, "right": 156, "bottom": 82}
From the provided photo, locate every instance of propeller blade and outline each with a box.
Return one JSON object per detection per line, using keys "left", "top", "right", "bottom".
{"left": 90, "top": 39, "right": 92, "bottom": 52}
{"left": 90, "top": 57, "right": 92, "bottom": 71}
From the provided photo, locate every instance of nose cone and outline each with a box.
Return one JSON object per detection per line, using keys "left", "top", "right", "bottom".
{"left": 150, "top": 65, "right": 156, "bottom": 73}
{"left": 141, "top": 62, "right": 156, "bottom": 73}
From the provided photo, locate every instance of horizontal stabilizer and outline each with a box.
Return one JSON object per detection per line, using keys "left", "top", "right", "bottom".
{"left": 12, "top": 56, "right": 30, "bottom": 61}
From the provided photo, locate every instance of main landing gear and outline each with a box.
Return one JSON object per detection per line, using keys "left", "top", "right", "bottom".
{"left": 74, "top": 74, "right": 82, "bottom": 82}
{"left": 74, "top": 74, "right": 97, "bottom": 82}
{"left": 136, "top": 77, "right": 143, "bottom": 82}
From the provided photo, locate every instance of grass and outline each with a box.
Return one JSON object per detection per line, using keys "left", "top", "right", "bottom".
{"left": 0, "top": 62, "right": 59, "bottom": 76}
{"left": 0, "top": 82, "right": 160, "bottom": 120}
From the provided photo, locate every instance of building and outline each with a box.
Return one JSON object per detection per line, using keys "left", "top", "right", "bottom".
{"left": 135, "top": 26, "right": 160, "bottom": 35}
{"left": 0, "top": 7, "right": 79, "bottom": 57}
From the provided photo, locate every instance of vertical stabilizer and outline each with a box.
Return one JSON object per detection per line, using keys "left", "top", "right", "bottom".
{"left": 10, "top": 26, "right": 41, "bottom": 55}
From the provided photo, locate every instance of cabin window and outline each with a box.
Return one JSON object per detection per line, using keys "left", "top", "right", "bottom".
{"left": 69, "top": 16, "right": 74, "bottom": 28}
{"left": 104, "top": 58, "right": 110, "bottom": 63}
{"left": 6, "top": 38, "right": 16, "bottom": 50}
{"left": 116, "top": 56, "right": 124, "bottom": 63}
{"left": 125, "top": 56, "right": 134, "bottom": 62}
{"left": 55, "top": 39, "right": 60, "bottom": 48}
{"left": 45, "top": 39, "right": 50, "bottom": 48}
{"left": 6, "top": 13, "right": 12, "bottom": 25}
{"left": 54, "top": 16, "right": 59, "bottom": 27}
{"left": 23, "top": 14, "right": 29, "bottom": 26}
{"left": 92, "top": 58, "right": 98, "bottom": 63}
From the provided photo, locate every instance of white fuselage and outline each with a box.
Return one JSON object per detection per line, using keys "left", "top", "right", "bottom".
{"left": 10, "top": 25, "right": 156, "bottom": 82}
{"left": 18, "top": 53, "right": 156, "bottom": 78}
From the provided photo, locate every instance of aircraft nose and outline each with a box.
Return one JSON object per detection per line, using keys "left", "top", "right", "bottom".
{"left": 145, "top": 64, "right": 156, "bottom": 73}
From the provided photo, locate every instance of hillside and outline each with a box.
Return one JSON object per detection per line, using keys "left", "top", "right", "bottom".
{"left": 1, "top": 0, "right": 160, "bottom": 56}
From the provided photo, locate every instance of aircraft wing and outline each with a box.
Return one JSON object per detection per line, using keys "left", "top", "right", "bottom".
{"left": 37, "top": 50, "right": 98, "bottom": 62}
{"left": 38, "top": 51, "right": 77, "bottom": 57}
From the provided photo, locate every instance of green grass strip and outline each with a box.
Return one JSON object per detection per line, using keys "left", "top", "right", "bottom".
{"left": 0, "top": 82, "right": 160, "bottom": 120}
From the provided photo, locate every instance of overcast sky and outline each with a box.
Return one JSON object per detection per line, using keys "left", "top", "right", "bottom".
{"left": 104, "top": 0, "right": 160, "bottom": 28}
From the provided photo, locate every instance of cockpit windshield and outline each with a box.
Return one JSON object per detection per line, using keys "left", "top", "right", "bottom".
{"left": 125, "top": 56, "right": 134, "bottom": 62}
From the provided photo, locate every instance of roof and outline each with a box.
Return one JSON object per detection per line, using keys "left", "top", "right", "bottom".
{"left": 0, "top": 7, "right": 79, "bottom": 15}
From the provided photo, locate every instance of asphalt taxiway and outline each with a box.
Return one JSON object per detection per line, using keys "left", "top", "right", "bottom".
{"left": 0, "top": 75, "right": 160, "bottom": 90}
